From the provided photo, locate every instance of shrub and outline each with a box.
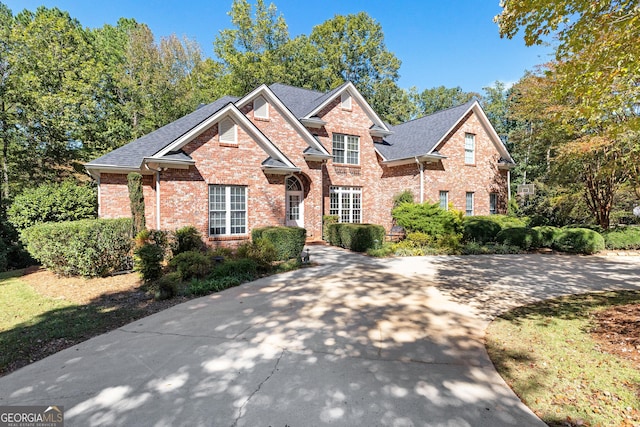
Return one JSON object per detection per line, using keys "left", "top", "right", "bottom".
{"left": 602, "top": 226, "right": 640, "bottom": 250}
{"left": 0, "top": 217, "right": 33, "bottom": 270}
{"left": 327, "top": 223, "right": 385, "bottom": 252}
{"left": 168, "top": 250, "right": 212, "bottom": 280}
{"left": 134, "top": 243, "right": 164, "bottom": 284}
{"left": 533, "top": 226, "right": 562, "bottom": 248}
{"left": 323, "top": 215, "right": 338, "bottom": 241}
{"left": 462, "top": 216, "right": 502, "bottom": 244}
{"left": 8, "top": 181, "right": 97, "bottom": 230}
{"left": 393, "top": 190, "right": 414, "bottom": 207}
{"left": 461, "top": 242, "right": 521, "bottom": 255}
{"left": 251, "top": 226, "right": 306, "bottom": 260}
{"left": 156, "top": 272, "right": 183, "bottom": 300}
{"left": 553, "top": 228, "right": 605, "bottom": 254}
{"left": 496, "top": 227, "right": 542, "bottom": 250}
{"left": 327, "top": 223, "right": 344, "bottom": 247}
{"left": 22, "top": 218, "right": 133, "bottom": 277}
{"left": 210, "top": 258, "right": 259, "bottom": 281}
{"left": 392, "top": 202, "right": 463, "bottom": 239}
{"left": 235, "top": 238, "right": 277, "bottom": 269}
{"left": 173, "top": 226, "right": 204, "bottom": 255}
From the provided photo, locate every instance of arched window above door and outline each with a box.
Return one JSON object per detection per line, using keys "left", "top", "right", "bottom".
{"left": 286, "top": 176, "right": 302, "bottom": 191}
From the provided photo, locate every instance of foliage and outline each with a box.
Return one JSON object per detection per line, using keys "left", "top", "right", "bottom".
{"left": 461, "top": 242, "right": 521, "bottom": 255}
{"left": 235, "top": 237, "right": 277, "bottom": 269}
{"left": 495, "top": 227, "right": 542, "bottom": 250}
{"left": 552, "top": 228, "right": 605, "bottom": 254}
{"left": 330, "top": 223, "right": 385, "bottom": 252}
{"left": 8, "top": 181, "right": 96, "bottom": 230}
{"left": 155, "top": 271, "right": 183, "bottom": 300}
{"left": 392, "top": 189, "right": 414, "bottom": 208}
{"left": 414, "top": 86, "right": 477, "bottom": 116}
{"left": 462, "top": 216, "right": 503, "bottom": 244}
{"left": 209, "top": 257, "right": 259, "bottom": 281}
{"left": 127, "top": 172, "right": 145, "bottom": 236}
{"left": 322, "top": 215, "right": 338, "bottom": 241}
{"left": 392, "top": 202, "right": 463, "bottom": 241}
{"left": 173, "top": 225, "right": 204, "bottom": 255}
{"left": 133, "top": 229, "right": 169, "bottom": 284}
{"left": 602, "top": 226, "right": 640, "bottom": 250}
{"left": 21, "top": 218, "right": 133, "bottom": 277}
{"left": 250, "top": 226, "right": 306, "bottom": 260}
{"left": 0, "top": 216, "right": 33, "bottom": 270}
{"left": 168, "top": 250, "right": 212, "bottom": 280}
{"left": 532, "top": 225, "right": 561, "bottom": 248}
{"left": 366, "top": 242, "right": 396, "bottom": 257}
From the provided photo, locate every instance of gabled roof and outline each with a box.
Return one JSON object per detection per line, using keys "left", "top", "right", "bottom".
{"left": 86, "top": 96, "right": 238, "bottom": 169}
{"left": 375, "top": 100, "right": 514, "bottom": 164}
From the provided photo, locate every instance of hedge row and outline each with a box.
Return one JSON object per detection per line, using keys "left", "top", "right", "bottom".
{"left": 326, "top": 223, "right": 385, "bottom": 252}
{"left": 495, "top": 226, "right": 605, "bottom": 254}
{"left": 462, "top": 215, "right": 529, "bottom": 244}
{"left": 251, "top": 226, "right": 306, "bottom": 260}
{"left": 22, "top": 218, "right": 133, "bottom": 277}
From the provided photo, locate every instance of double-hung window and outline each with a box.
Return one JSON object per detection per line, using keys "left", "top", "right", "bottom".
{"left": 330, "top": 186, "right": 361, "bottom": 223}
{"left": 332, "top": 134, "right": 359, "bottom": 165}
{"left": 464, "top": 133, "right": 475, "bottom": 164}
{"left": 439, "top": 191, "right": 449, "bottom": 210}
{"left": 209, "top": 185, "right": 247, "bottom": 236}
{"left": 465, "top": 192, "right": 474, "bottom": 216}
{"left": 489, "top": 193, "right": 498, "bottom": 215}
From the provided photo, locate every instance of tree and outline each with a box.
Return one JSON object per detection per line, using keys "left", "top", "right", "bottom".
{"left": 309, "top": 12, "right": 401, "bottom": 101}
{"left": 0, "top": 3, "right": 14, "bottom": 202}
{"left": 213, "top": 0, "right": 290, "bottom": 95}
{"left": 495, "top": 0, "right": 640, "bottom": 131}
{"left": 414, "top": 86, "right": 478, "bottom": 116}
{"left": 481, "top": 81, "right": 514, "bottom": 144}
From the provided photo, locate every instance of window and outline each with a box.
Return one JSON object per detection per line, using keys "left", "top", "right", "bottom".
{"left": 341, "top": 92, "right": 352, "bottom": 110}
{"left": 490, "top": 193, "right": 498, "bottom": 215}
{"left": 330, "top": 186, "right": 361, "bottom": 223}
{"left": 464, "top": 133, "right": 475, "bottom": 164}
{"left": 219, "top": 117, "right": 236, "bottom": 144}
{"left": 439, "top": 191, "right": 449, "bottom": 210}
{"left": 253, "top": 96, "right": 268, "bottom": 119}
{"left": 332, "top": 134, "right": 359, "bottom": 165}
{"left": 465, "top": 192, "right": 474, "bottom": 216}
{"left": 209, "top": 185, "right": 247, "bottom": 236}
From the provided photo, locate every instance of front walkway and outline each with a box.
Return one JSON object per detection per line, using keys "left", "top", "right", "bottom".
{"left": 0, "top": 246, "right": 638, "bottom": 426}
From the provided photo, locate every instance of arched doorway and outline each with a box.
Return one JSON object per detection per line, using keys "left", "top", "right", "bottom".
{"left": 285, "top": 175, "right": 304, "bottom": 227}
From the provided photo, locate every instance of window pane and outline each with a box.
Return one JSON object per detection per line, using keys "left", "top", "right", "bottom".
{"left": 332, "top": 134, "right": 345, "bottom": 163}
{"left": 465, "top": 133, "right": 475, "bottom": 164}
{"left": 209, "top": 185, "right": 246, "bottom": 236}
{"left": 465, "top": 192, "right": 474, "bottom": 216}
{"left": 439, "top": 191, "right": 448, "bottom": 210}
{"left": 490, "top": 193, "right": 498, "bottom": 215}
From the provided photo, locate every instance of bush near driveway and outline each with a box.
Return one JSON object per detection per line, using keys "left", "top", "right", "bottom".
{"left": 553, "top": 228, "right": 605, "bottom": 254}
{"left": 22, "top": 218, "right": 133, "bottom": 277}
{"left": 496, "top": 227, "right": 543, "bottom": 250}
{"left": 602, "top": 226, "right": 640, "bottom": 250}
{"left": 251, "top": 226, "right": 306, "bottom": 260}
{"left": 327, "top": 223, "right": 385, "bottom": 252}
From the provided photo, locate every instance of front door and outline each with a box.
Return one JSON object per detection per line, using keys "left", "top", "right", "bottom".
{"left": 285, "top": 176, "right": 304, "bottom": 227}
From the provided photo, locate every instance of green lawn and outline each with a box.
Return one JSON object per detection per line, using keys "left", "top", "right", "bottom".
{"left": 486, "top": 291, "right": 640, "bottom": 427}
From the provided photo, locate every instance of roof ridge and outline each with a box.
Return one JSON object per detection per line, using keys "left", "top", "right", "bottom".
{"left": 394, "top": 99, "right": 476, "bottom": 128}
{"left": 269, "top": 82, "right": 325, "bottom": 97}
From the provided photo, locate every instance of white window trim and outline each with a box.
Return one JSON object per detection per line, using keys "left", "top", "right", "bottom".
{"left": 209, "top": 185, "right": 247, "bottom": 236}
{"left": 253, "top": 96, "right": 269, "bottom": 119}
{"left": 330, "top": 186, "right": 362, "bottom": 223}
{"left": 332, "top": 133, "right": 360, "bottom": 165}
{"left": 219, "top": 117, "right": 237, "bottom": 144}
{"left": 465, "top": 192, "right": 474, "bottom": 216}
{"left": 464, "top": 133, "right": 475, "bottom": 165}
{"left": 490, "top": 193, "right": 498, "bottom": 215}
{"left": 439, "top": 191, "right": 449, "bottom": 211}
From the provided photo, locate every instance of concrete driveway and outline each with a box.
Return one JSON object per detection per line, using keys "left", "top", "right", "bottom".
{"left": 1, "top": 246, "right": 639, "bottom": 426}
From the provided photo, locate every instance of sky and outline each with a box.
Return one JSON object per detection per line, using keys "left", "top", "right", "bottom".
{"left": 2, "top": 0, "right": 553, "bottom": 94}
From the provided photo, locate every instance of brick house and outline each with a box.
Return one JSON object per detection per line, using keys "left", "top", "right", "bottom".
{"left": 86, "top": 82, "right": 514, "bottom": 245}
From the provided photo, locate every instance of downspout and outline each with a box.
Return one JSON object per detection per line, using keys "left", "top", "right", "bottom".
{"left": 97, "top": 174, "right": 101, "bottom": 217}
{"left": 415, "top": 157, "right": 424, "bottom": 203}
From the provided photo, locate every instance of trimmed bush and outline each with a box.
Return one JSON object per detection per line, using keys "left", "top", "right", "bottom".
{"left": 553, "top": 228, "right": 605, "bottom": 254}
{"left": 168, "top": 250, "right": 212, "bottom": 280}
{"left": 8, "top": 181, "right": 97, "bottom": 230}
{"left": 173, "top": 226, "right": 205, "bottom": 255}
{"left": 236, "top": 238, "right": 278, "bottom": 269}
{"left": 327, "top": 222, "right": 344, "bottom": 247}
{"left": 496, "top": 227, "right": 542, "bottom": 250}
{"left": 22, "top": 218, "right": 133, "bottom": 277}
{"left": 602, "top": 226, "right": 640, "bottom": 250}
{"left": 134, "top": 243, "right": 164, "bottom": 284}
{"left": 210, "top": 258, "right": 259, "bottom": 281}
{"left": 251, "top": 226, "right": 306, "bottom": 260}
{"left": 156, "top": 272, "right": 183, "bottom": 300}
{"left": 462, "top": 216, "right": 503, "bottom": 244}
{"left": 392, "top": 202, "right": 462, "bottom": 238}
{"left": 323, "top": 215, "right": 338, "bottom": 241}
{"left": 533, "top": 226, "right": 561, "bottom": 248}
{"left": 329, "top": 223, "right": 385, "bottom": 252}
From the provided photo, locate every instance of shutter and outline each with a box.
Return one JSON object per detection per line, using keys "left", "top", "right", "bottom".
{"left": 219, "top": 118, "right": 236, "bottom": 143}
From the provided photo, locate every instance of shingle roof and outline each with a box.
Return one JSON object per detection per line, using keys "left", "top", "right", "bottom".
{"left": 268, "top": 83, "right": 327, "bottom": 117}
{"left": 87, "top": 96, "right": 238, "bottom": 169}
{"left": 375, "top": 100, "right": 475, "bottom": 161}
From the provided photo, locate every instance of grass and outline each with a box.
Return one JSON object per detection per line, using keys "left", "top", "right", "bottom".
{"left": 486, "top": 291, "right": 640, "bottom": 427}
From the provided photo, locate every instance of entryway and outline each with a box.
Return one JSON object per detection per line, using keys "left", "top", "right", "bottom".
{"left": 285, "top": 175, "right": 304, "bottom": 227}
